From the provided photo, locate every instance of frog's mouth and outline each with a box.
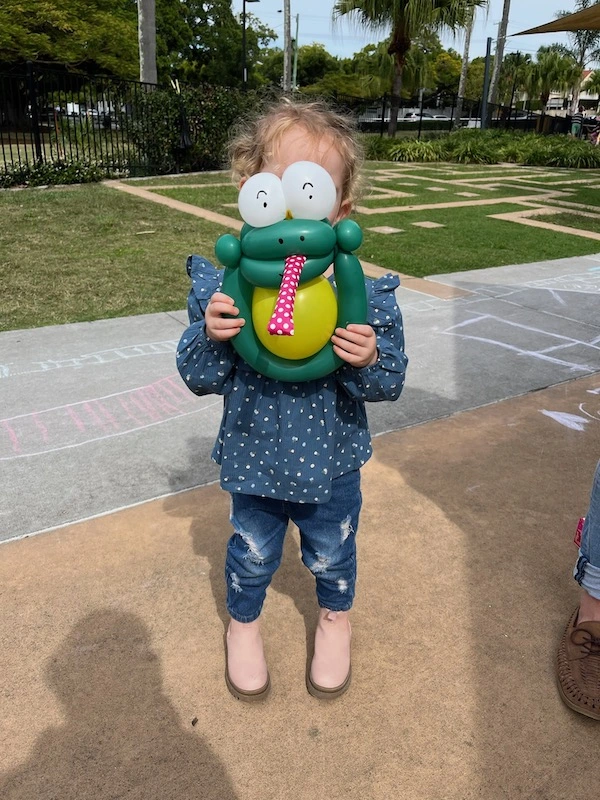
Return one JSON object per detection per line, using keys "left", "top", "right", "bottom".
{"left": 267, "top": 254, "right": 307, "bottom": 336}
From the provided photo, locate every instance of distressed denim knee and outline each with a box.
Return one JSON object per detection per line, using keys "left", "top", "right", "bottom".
{"left": 225, "top": 497, "right": 288, "bottom": 623}
{"left": 225, "top": 470, "right": 362, "bottom": 620}
{"left": 290, "top": 470, "right": 362, "bottom": 612}
{"left": 574, "top": 460, "right": 600, "bottom": 600}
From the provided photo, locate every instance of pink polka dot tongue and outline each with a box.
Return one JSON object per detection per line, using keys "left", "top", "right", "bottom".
{"left": 267, "top": 254, "right": 307, "bottom": 336}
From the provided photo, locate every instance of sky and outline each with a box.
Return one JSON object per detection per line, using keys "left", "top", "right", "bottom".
{"left": 231, "top": 0, "right": 577, "bottom": 61}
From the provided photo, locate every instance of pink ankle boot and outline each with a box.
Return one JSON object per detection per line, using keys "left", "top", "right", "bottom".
{"left": 225, "top": 619, "right": 270, "bottom": 702}
{"left": 307, "top": 609, "right": 352, "bottom": 699}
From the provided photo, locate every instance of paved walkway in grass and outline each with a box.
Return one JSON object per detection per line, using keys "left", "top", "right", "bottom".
{"left": 107, "top": 162, "right": 600, "bottom": 247}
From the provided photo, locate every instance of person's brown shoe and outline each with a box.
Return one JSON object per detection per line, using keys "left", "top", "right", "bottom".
{"left": 557, "top": 607, "right": 600, "bottom": 720}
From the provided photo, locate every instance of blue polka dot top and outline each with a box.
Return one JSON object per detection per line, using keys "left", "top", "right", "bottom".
{"left": 177, "top": 257, "right": 408, "bottom": 503}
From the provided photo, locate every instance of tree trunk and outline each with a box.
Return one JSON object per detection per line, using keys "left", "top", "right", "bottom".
{"left": 488, "top": 0, "right": 511, "bottom": 110}
{"left": 387, "top": 63, "right": 403, "bottom": 137}
{"left": 387, "top": 24, "right": 410, "bottom": 138}
{"left": 455, "top": 6, "right": 475, "bottom": 129}
{"left": 571, "top": 58, "right": 585, "bottom": 113}
{"left": 138, "top": 0, "right": 157, "bottom": 84}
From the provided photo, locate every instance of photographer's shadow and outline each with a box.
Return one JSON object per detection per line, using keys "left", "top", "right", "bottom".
{"left": 0, "top": 610, "right": 238, "bottom": 800}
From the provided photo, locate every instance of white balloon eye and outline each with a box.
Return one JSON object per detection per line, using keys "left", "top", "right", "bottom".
{"left": 238, "top": 172, "right": 286, "bottom": 228}
{"left": 281, "top": 161, "right": 337, "bottom": 221}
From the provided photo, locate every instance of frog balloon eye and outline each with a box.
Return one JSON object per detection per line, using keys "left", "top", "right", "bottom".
{"left": 281, "top": 161, "right": 337, "bottom": 221}
{"left": 238, "top": 172, "right": 286, "bottom": 228}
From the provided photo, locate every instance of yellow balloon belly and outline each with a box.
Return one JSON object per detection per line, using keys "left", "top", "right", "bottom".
{"left": 252, "top": 276, "right": 338, "bottom": 360}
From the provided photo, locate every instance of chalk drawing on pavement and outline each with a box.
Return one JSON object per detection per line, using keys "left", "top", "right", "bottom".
{"left": 0, "top": 340, "right": 179, "bottom": 379}
{"left": 0, "top": 374, "right": 220, "bottom": 460}
{"left": 541, "top": 389, "right": 600, "bottom": 430}
{"left": 443, "top": 314, "right": 600, "bottom": 373}
{"left": 540, "top": 411, "right": 591, "bottom": 431}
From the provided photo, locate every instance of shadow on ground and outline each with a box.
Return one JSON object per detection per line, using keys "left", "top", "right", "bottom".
{"left": 0, "top": 610, "right": 238, "bottom": 800}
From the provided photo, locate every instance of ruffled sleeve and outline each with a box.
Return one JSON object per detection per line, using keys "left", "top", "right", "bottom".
{"left": 176, "top": 255, "right": 237, "bottom": 397}
{"left": 335, "top": 273, "right": 408, "bottom": 402}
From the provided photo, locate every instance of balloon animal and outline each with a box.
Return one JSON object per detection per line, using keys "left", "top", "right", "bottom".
{"left": 215, "top": 161, "right": 367, "bottom": 382}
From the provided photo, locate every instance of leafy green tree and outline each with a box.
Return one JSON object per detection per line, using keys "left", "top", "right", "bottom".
{"left": 256, "top": 47, "right": 285, "bottom": 86}
{"left": 350, "top": 37, "right": 438, "bottom": 98}
{"left": 0, "top": 0, "right": 139, "bottom": 77}
{"left": 333, "top": 0, "right": 486, "bottom": 136}
{"left": 295, "top": 44, "right": 341, "bottom": 88}
{"left": 497, "top": 52, "right": 531, "bottom": 107}
{"left": 583, "top": 69, "right": 600, "bottom": 109}
{"left": 464, "top": 56, "right": 485, "bottom": 101}
{"left": 555, "top": 0, "right": 600, "bottom": 109}
{"left": 170, "top": 4, "right": 274, "bottom": 88}
{"left": 432, "top": 48, "right": 462, "bottom": 92}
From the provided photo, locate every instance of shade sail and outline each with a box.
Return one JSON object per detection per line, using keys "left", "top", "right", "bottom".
{"left": 515, "top": 3, "right": 600, "bottom": 35}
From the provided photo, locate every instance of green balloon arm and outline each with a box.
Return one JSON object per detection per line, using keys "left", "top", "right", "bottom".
{"left": 334, "top": 251, "right": 368, "bottom": 328}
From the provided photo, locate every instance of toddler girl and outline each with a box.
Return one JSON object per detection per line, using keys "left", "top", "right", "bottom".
{"left": 177, "top": 99, "right": 407, "bottom": 701}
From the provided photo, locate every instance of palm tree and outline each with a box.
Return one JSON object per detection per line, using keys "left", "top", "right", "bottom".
{"left": 333, "top": 0, "right": 486, "bottom": 136}
{"left": 455, "top": 4, "right": 475, "bottom": 127}
{"left": 528, "top": 47, "right": 582, "bottom": 109}
{"left": 498, "top": 52, "right": 531, "bottom": 108}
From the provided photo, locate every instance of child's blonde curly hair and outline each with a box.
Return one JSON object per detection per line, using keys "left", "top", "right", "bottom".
{"left": 228, "top": 98, "right": 364, "bottom": 209}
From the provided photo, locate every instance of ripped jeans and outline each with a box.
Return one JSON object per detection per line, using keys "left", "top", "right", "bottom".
{"left": 225, "top": 470, "right": 361, "bottom": 623}
{"left": 574, "top": 460, "right": 600, "bottom": 599}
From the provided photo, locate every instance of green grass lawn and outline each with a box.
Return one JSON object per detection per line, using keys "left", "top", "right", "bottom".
{"left": 360, "top": 182, "right": 546, "bottom": 209}
{"left": 2, "top": 162, "right": 600, "bottom": 331}
{"left": 504, "top": 170, "right": 600, "bottom": 185}
{"left": 0, "top": 184, "right": 228, "bottom": 331}
{"left": 535, "top": 212, "right": 600, "bottom": 235}
{"left": 152, "top": 184, "right": 240, "bottom": 214}
{"left": 357, "top": 203, "right": 600, "bottom": 276}
{"left": 555, "top": 185, "right": 600, "bottom": 206}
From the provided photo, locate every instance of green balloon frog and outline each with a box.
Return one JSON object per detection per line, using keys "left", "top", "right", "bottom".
{"left": 215, "top": 161, "right": 367, "bottom": 382}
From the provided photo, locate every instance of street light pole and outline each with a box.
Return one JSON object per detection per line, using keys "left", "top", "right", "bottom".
{"left": 242, "top": 0, "right": 260, "bottom": 91}
{"left": 292, "top": 13, "right": 299, "bottom": 91}
{"left": 283, "top": 0, "right": 291, "bottom": 93}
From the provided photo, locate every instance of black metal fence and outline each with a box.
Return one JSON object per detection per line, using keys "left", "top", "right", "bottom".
{"left": 0, "top": 63, "right": 158, "bottom": 175}
{"left": 343, "top": 89, "right": 551, "bottom": 137}
{"left": 0, "top": 64, "right": 577, "bottom": 179}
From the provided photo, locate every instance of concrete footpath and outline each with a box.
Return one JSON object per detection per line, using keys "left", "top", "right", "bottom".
{"left": 1, "top": 255, "right": 600, "bottom": 799}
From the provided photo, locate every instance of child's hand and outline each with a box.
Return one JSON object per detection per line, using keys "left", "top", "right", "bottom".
{"left": 205, "top": 292, "right": 245, "bottom": 342}
{"left": 331, "top": 324, "right": 378, "bottom": 369}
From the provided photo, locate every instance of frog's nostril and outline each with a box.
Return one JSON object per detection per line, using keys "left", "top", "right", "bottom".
{"left": 300, "top": 236, "right": 305, "bottom": 242}
{"left": 278, "top": 238, "right": 284, "bottom": 245}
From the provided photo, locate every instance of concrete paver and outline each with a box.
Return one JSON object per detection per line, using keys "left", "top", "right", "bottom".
{"left": 2, "top": 255, "right": 600, "bottom": 541}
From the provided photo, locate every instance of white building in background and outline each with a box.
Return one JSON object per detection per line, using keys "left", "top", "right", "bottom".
{"left": 546, "top": 69, "right": 599, "bottom": 111}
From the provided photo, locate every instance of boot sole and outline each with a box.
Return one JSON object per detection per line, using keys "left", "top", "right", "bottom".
{"left": 225, "top": 668, "right": 271, "bottom": 702}
{"left": 306, "top": 666, "right": 351, "bottom": 700}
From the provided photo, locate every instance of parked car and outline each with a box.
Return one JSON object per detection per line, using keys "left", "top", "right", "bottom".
{"left": 403, "top": 111, "right": 451, "bottom": 122}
